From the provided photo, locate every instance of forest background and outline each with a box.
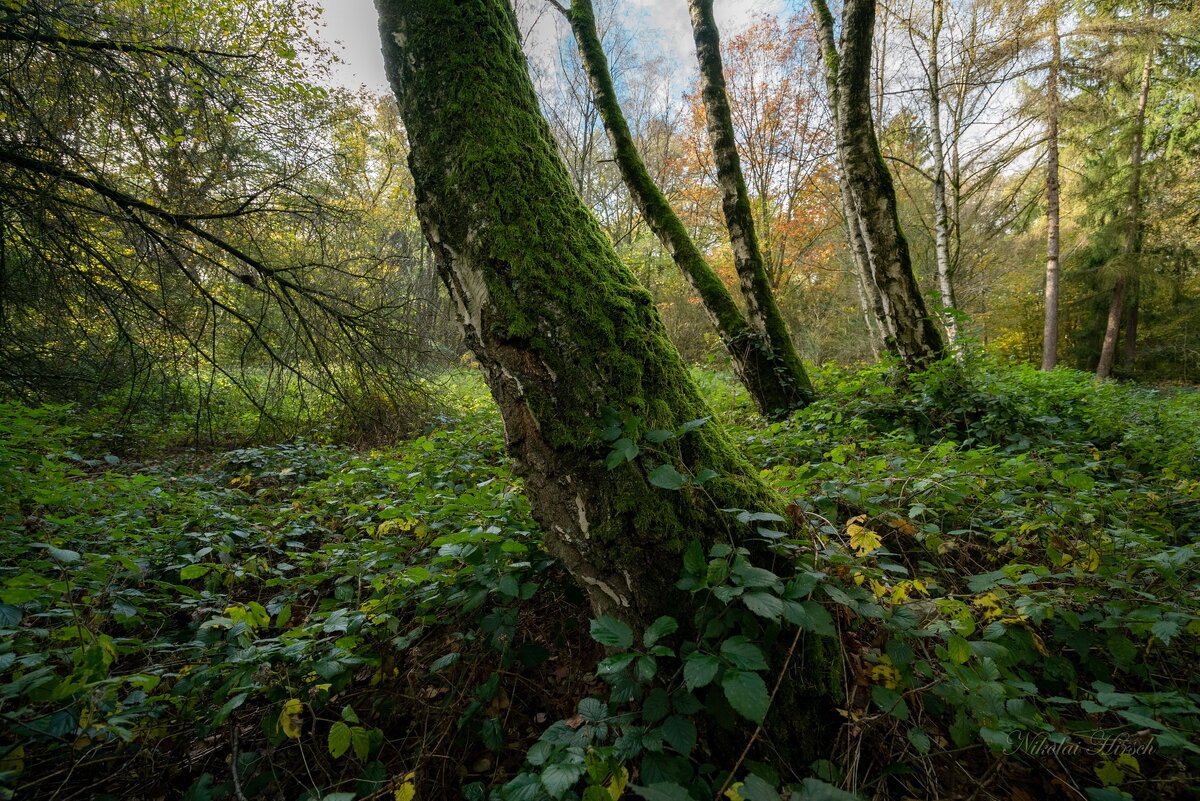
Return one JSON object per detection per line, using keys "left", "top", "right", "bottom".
{"left": 1, "top": 1, "right": 1198, "bottom": 800}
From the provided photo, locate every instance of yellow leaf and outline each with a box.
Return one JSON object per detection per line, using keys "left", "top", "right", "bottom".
{"left": 847, "top": 524, "right": 882, "bottom": 557}
{"left": 871, "top": 662, "right": 901, "bottom": 689}
{"left": 485, "top": 687, "right": 510, "bottom": 716}
{"left": 394, "top": 772, "right": 417, "bottom": 801}
{"left": 723, "top": 782, "right": 745, "bottom": 801}
{"left": 0, "top": 744, "right": 24, "bottom": 774}
{"left": 1115, "top": 753, "right": 1140, "bottom": 773}
{"left": 1094, "top": 755, "right": 1126, "bottom": 786}
{"left": 607, "top": 766, "right": 629, "bottom": 800}
{"left": 279, "top": 698, "right": 304, "bottom": 739}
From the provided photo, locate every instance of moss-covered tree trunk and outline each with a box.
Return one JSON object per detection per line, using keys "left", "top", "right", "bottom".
{"left": 375, "top": 0, "right": 789, "bottom": 623}
{"left": 565, "top": 0, "right": 813, "bottom": 418}
{"left": 813, "top": 0, "right": 945, "bottom": 370}
{"left": 685, "top": 0, "right": 815, "bottom": 400}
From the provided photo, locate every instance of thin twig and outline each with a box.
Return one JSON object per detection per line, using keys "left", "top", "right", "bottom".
{"left": 715, "top": 623, "right": 805, "bottom": 799}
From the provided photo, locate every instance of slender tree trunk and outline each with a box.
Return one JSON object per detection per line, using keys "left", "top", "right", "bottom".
{"left": 874, "top": 0, "right": 887, "bottom": 135}
{"left": 1041, "top": 15, "right": 1062, "bottom": 371}
{"left": 813, "top": 0, "right": 946, "bottom": 369}
{"left": 1122, "top": 286, "right": 1140, "bottom": 369}
{"left": 685, "top": 0, "right": 816, "bottom": 405}
{"left": 565, "top": 0, "right": 813, "bottom": 417}
{"left": 814, "top": 2, "right": 887, "bottom": 361}
{"left": 1097, "top": 51, "right": 1152, "bottom": 379}
{"left": 846, "top": 208, "right": 883, "bottom": 359}
{"left": 927, "top": 0, "right": 959, "bottom": 348}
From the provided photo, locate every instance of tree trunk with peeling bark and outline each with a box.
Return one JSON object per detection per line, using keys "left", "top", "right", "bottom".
{"left": 927, "top": 0, "right": 959, "bottom": 348}
{"left": 565, "top": 0, "right": 813, "bottom": 418}
{"left": 1097, "top": 52, "right": 1153, "bottom": 380}
{"left": 375, "top": 0, "right": 840, "bottom": 766}
{"left": 812, "top": 0, "right": 945, "bottom": 370}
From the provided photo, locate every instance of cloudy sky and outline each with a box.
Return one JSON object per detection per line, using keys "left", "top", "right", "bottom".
{"left": 312, "top": 0, "right": 787, "bottom": 94}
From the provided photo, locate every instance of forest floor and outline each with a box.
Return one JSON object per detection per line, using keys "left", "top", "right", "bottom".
{"left": 1, "top": 360, "right": 1198, "bottom": 801}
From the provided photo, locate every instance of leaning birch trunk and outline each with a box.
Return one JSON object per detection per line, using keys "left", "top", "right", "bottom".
{"left": 565, "top": 0, "right": 813, "bottom": 418}
{"left": 813, "top": 0, "right": 946, "bottom": 369}
{"left": 1097, "top": 51, "right": 1153, "bottom": 379}
{"left": 812, "top": 0, "right": 885, "bottom": 359}
{"left": 928, "top": 0, "right": 959, "bottom": 349}
{"left": 685, "top": 0, "right": 816, "bottom": 401}
{"left": 1041, "top": 14, "right": 1062, "bottom": 371}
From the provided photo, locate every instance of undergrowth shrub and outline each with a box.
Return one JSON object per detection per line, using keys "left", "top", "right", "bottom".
{"left": 1, "top": 360, "right": 1198, "bottom": 800}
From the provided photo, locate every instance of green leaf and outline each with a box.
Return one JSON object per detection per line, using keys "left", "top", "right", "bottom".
{"left": 648, "top": 464, "right": 688, "bottom": 490}
{"left": 694, "top": 468, "right": 718, "bottom": 484}
{"left": 947, "top": 635, "right": 971, "bottom": 665}
{"left": 660, "top": 715, "right": 696, "bottom": 756}
{"left": 642, "top": 687, "right": 670, "bottom": 723}
{"left": 497, "top": 574, "right": 520, "bottom": 598}
{"left": 179, "top": 564, "right": 210, "bottom": 580}
{"left": 782, "top": 600, "right": 836, "bottom": 636}
{"left": 1151, "top": 619, "right": 1180, "bottom": 644}
{"left": 607, "top": 438, "right": 640, "bottom": 469}
{"left": 542, "top": 763, "right": 586, "bottom": 797}
{"left": 46, "top": 546, "right": 81, "bottom": 564}
{"left": 598, "top": 653, "right": 638, "bottom": 675}
{"left": 906, "top": 726, "right": 931, "bottom": 753}
{"left": 871, "top": 686, "right": 909, "bottom": 721}
{"left": 351, "top": 726, "right": 371, "bottom": 761}
{"left": 794, "top": 777, "right": 863, "bottom": 800}
{"left": 738, "top": 773, "right": 777, "bottom": 801}
{"left": 328, "top": 721, "right": 351, "bottom": 758}
{"left": 429, "top": 652, "right": 460, "bottom": 672}
{"left": 590, "top": 616, "right": 634, "bottom": 649}
{"left": 683, "top": 541, "right": 706, "bottom": 577}
{"left": 732, "top": 563, "right": 780, "bottom": 588}
{"left": 1065, "top": 472, "right": 1094, "bottom": 491}
{"left": 645, "top": 430, "right": 675, "bottom": 443}
{"left": 742, "top": 592, "right": 783, "bottom": 621}
{"left": 722, "top": 670, "right": 770, "bottom": 723}
{"left": 979, "top": 727, "right": 1011, "bottom": 751}
{"left": 0, "top": 605, "right": 22, "bottom": 626}
{"left": 630, "top": 782, "right": 693, "bottom": 801}
{"left": 578, "top": 697, "right": 608, "bottom": 722}
{"left": 683, "top": 652, "right": 720, "bottom": 690}
{"left": 720, "top": 636, "right": 767, "bottom": 670}
{"left": 643, "top": 616, "right": 678, "bottom": 648}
